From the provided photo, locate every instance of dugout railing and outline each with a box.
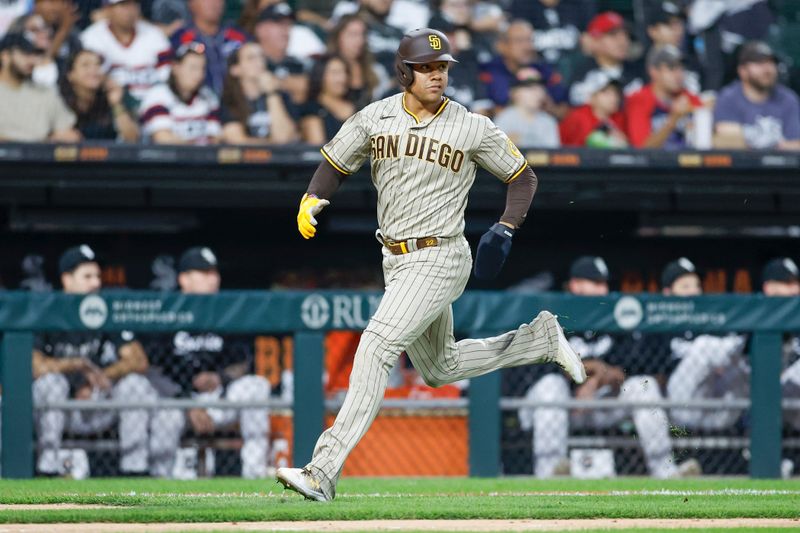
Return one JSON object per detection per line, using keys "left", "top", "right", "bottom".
{"left": 0, "top": 291, "right": 797, "bottom": 479}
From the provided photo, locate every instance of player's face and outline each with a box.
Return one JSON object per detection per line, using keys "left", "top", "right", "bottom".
{"left": 323, "top": 57, "right": 349, "bottom": 98}
{"left": 337, "top": 19, "right": 366, "bottom": 60}
{"left": 409, "top": 61, "right": 449, "bottom": 103}
{"left": 763, "top": 280, "right": 800, "bottom": 296}
{"left": 665, "top": 273, "right": 702, "bottom": 296}
{"left": 740, "top": 60, "right": 778, "bottom": 92}
{"left": 568, "top": 278, "right": 609, "bottom": 296}
{"left": 108, "top": 0, "right": 140, "bottom": 30}
{"left": 68, "top": 50, "right": 103, "bottom": 91}
{"left": 179, "top": 269, "right": 221, "bottom": 294}
{"left": 62, "top": 263, "right": 102, "bottom": 294}
{"left": 174, "top": 53, "right": 207, "bottom": 94}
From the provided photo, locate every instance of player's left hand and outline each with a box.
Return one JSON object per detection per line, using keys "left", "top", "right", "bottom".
{"left": 473, "top": 222, "right": 515, "bottom": 280}
{"left": 297, "top": 193, "right": 330, "bottom": 239}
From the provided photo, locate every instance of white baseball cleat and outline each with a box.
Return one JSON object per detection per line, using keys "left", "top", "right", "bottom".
{"left": 276, "top": 467, "right": 329, "bottom": 502}
{"left": 544, "top": 313, "right": 587, "bottom": 384}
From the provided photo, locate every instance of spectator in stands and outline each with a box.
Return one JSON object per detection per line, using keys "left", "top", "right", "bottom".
{"left": 508, "top": 0, "right": 596, "bottom": 65}
{"left": 645, "top": 1, "right": 701, "bottom": 94}
{"left": 480, "top": 19, "right": 568, "bottom": 116}
{"left": 60, "top": 49, "right": 139, "bottom": 141}
{"left": 170, "top": 0, "right": 248, "bottom": 96}
{"left": 32, "top": 244, "right": 166, "bottom": 477}
{"left": 713, "top": 41, "right": 800, "bottom": 151}
{"left": 0, "top": 31, "right": 80, "bottom": 142}
{"left": 150, "top": 0, "right": 190, "bottom": 37}
{"left": 349, "top": 0, "right": 405, "bottom": 74}
{"left": 327, "top": 13, "right": 391, "bottom": 109}
{"left": 494, "top": 67, "right": 560, "bottom": 148}
{"left": 663, "top": 257, "right": 750, "bottom": 433}
{"left": 685, "top": 0, "right": 774, "bottom": 91}
{"left": 569, "top": 11, "right": 645, "bottom": 106}
{"left": 140, "top": 42, "right": 221, "bottom": 145}
{"left": 81, "top": 0, "right": 171, "bottom": 111}
{"left": 427, "top": 0, "right": 498, "bottom": 62}
{"left": 0, "top": 0, "right": 29, "bottom": 39}
{"left": 220, "top": 41, "right": 297, "bottom": 144}
{"left": 8, "top": 13, "right": 58, "bottom": 86}
{"left": 519, "top": 255, "right": 699, "bottom": 479}
{"left": 252, "top": 3, "right": 308, "bottom": 105}
{"left": 33, "top": 0, "right": 81, "bottom": 78}
{"left": 624, "top": 45, "right": 702, "bottom": 149}
{"left": 146, "top": 246, "right": 271, "bottom": 479}
{"left": 239, "top": 0, "right": 325, "bottom": 61}
{"left": 299, "top": 54, "right": 355, "bottom": 144}
{"left": 560, "top": 70, "right": 627, "bottom": 148}
{"left": 429, "top": 15, "right": 492, "bottom": 114}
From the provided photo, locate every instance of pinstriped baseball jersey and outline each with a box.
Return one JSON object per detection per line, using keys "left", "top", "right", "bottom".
{"left": 321, "top": 92, "right": 528, "bottom": 240}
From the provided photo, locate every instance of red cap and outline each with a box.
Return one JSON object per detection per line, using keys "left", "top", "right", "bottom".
{"left": 587, "top": 11, "right": 625, "bottom": 37}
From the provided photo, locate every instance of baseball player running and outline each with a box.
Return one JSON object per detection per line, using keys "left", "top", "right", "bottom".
{"left": 277, "top": 28, "right": 586, "bottom": 501}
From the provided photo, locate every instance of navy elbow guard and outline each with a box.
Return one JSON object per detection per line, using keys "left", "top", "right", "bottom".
{"left": 473, "top": 223, "right": 515, "bottom": 280}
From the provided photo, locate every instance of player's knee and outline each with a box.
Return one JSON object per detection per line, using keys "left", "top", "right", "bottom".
{"left": 531, "top": 373, "right": 570, "bottom": 401}
{"left": 33, "top": 373, "right": 69, "bottom": 403}
{"left": 359, "top": 329, "right": 403, "bottom": 368}
{"left": 418, "top": 370, "right": 447, "bottom": 388}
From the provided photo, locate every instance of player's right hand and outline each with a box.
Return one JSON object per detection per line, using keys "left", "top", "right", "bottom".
{"left": 297, "top": 193, "right": 330, "bottom": 239}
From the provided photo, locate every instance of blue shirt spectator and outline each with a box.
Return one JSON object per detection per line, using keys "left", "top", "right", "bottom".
{"left": 480, "top": 19, "right": 567, "bottom": 108}
{"left": 713, "top": 41, "right": 800, "bottom": 151}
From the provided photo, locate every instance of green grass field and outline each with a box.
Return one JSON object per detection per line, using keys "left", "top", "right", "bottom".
{"left": 0, "top": 476, "right": 798, "bottom": 530}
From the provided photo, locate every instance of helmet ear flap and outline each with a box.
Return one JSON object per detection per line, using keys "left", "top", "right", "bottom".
{"left": 395, "top": 57, "right": 414, "bottom": 88}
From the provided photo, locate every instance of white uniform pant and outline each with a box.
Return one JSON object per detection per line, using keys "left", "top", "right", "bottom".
{"left": 307, "top": 237, "right": 562, "bottom": 499}
{"left": 522, "top": 373, "right": 678, "bottom": 479}
{"left": 152, "top": 375, "right": 271, "bottom": 479}
{"left": 667, "top": 335, "right": 749, "bottom": 430}
{"left": 33, "top": 372, "right": 173, "bottom": 474}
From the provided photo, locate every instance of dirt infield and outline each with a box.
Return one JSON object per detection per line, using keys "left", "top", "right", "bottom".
{"left": 0, "top": 519, "right": 798, "bottom": 532}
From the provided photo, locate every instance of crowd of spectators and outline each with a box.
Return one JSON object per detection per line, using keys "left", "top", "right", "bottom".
{"left": 0, "top": 0, "right": 799, "bottom": 150}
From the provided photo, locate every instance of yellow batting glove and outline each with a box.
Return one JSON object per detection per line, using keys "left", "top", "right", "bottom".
{"left": 297, "top": 193, "right": 330, "bottom": 239}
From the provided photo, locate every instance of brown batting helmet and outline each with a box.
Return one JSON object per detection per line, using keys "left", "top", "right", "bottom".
{"left": 395, "top": 28, "right": 458, "bottom": 88}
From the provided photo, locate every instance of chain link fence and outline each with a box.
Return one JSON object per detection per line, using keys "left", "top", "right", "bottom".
{"left": 31, "top": 330, "right": 293, "bottom": 479}
{"left": 325, "top": 333, "right": 469, "bottom": 477}
{"left": 24, "top": 328, "right": 800, "bottom": 479}
{"left": 501, "top": 330, "right": 756, "bottom": 477}
{"left": 782, "top": 334, "right": 800, "bottom": 478}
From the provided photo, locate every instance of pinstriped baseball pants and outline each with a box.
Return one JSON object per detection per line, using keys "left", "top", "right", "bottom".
{"left": 306, "top": 236, "right": 558, "bottom": 498}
